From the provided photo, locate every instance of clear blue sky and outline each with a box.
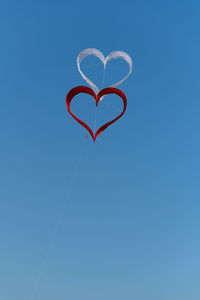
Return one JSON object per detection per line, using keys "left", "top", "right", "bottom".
{"left": 0, "top": 0, "right": 200, "bottom": 299}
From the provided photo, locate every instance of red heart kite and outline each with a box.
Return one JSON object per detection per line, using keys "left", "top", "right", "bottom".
{"left": 66, "top": 86, "right": 127, "bottom": 142}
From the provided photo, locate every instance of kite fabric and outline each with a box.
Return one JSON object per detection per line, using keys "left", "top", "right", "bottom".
{"left": 77, "top": 48, "right": 133, "bottom": 95}
{"left": 66, "top": 86, "right": 127, "bottom": 142}
{"left": 66, "top": 48, "right": 132, "bottom": 142}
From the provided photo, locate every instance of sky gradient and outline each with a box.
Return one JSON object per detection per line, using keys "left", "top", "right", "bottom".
{"left": 0, "top": 0, "right": 200, "bottom": 299}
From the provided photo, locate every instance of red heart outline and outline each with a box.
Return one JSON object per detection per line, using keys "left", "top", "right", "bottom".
{"left": 66, "top": 86, "right": 127, "bottom": 142}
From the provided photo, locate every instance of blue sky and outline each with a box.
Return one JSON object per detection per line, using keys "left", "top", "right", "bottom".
{"left": 0, "top": 0, "right": 200, "bottom": 299}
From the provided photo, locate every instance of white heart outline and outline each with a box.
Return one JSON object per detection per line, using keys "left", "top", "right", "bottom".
{"left": 77, "top": 48, "right": 133, "bottom": 95}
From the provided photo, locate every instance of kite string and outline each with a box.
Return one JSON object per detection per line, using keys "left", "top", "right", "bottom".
{"left": 86, "top": 61, "right": 127, "bottom": 117}
{"left": 101, "top": 62, "right": 129, "bottom": 112}
{"left": 30, "top": 138, "right": 87, "bottom": 300}
{"left": 108, "top": 62, "right": 129, "bottom": 74}
{"left": 93, "top": 62, "right": 128, "bottom": 118}
{"left": 30, "top": 61, "right": 128, "bottom": 300}
{"left": 93, "top": 67, "right": 106, "bottom": 133}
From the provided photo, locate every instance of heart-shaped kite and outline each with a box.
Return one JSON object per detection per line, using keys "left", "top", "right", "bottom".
{"left": 77, "top": 48, "right": 132, "bottom": 95}
{"left": 66, "top": 86, "right": 127, "bottom": 142}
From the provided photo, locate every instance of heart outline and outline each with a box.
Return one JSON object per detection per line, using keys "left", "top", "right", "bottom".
{"left": 77, "top": 48, "right": 132, "bottom": 95}
{"left": 66, "top": 86, "right": 127, "bottom": 142}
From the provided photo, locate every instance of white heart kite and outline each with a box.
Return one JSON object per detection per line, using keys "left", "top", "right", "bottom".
{"left": 77, "top": 48, "right": 133, "bottom": 95}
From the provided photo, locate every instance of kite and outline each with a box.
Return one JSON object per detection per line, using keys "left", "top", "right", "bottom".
{"left": 77, "top": 48, "right": 132, "bottom": 95}
{"left": 66, "top": 86, "right": 127, "bottom": 142}
{"left": 66, "top": 48, "right": 132, "bottom": 142}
